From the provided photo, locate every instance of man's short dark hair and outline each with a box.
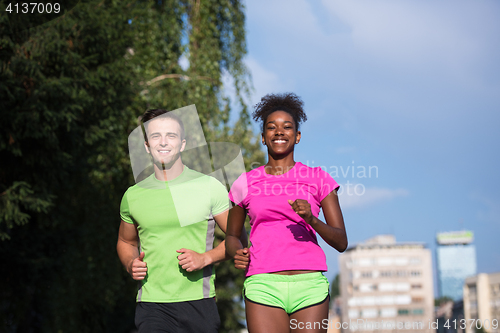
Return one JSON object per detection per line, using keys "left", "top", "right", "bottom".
{"left": 140, "top": 109, "right": 185, "bottom": 142}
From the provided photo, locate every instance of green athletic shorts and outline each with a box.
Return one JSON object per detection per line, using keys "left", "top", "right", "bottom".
{"left": 243, "top": 272, "right": 330, "bottom": 314}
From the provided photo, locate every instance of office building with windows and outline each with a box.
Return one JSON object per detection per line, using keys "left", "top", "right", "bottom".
{"left": 436, "top": 230, "right": 476, "bottom": 301}
{"left": 463, "top": 272, "right": 500, "bottom": 333}
{"left": 339, "top": 235, "right": 434, "bottom": 333}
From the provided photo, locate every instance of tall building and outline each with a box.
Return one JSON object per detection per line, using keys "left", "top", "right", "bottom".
{"left": 463, "top": 272, "right": 500, "bottom": 333}
{"left": 339, "top": 235, "right": 434, "bottom": 333}
{"left": 436, "top": 230, "right": 477, "bottom": 301}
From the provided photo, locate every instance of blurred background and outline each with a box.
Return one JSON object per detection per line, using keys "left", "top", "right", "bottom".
{"left": 1, "top": 0, "right": 499, "bottom": 332}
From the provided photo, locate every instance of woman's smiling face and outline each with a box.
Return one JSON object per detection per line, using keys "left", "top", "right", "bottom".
{"left": 262, "top": 110, "right": 301, "bottom": 156}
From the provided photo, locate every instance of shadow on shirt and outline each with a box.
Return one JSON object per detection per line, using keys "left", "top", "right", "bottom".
{"left": 286, "top": 223, "right": 315, "bottom": 242}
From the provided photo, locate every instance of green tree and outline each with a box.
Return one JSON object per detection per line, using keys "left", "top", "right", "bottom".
{"left": 435, "top": 296, "right": 454, "bottom": 307}
{"left": 0, "top": 1, "right": 146, "bottom": 331}
{"left": 475, "top": 326, "right": 487, "bottom": 333}
{"left": 126, "top": 1, "right": 264, "bottom": 330}
{"left": 330, "top": 273, "right": 340, "bottom": 299}
{"left": 0, "top": 0, "right": 263, "bottom": 332}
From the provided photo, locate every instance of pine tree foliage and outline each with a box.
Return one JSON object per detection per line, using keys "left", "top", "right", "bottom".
{"left": 0, "top": 0, "right": 263, "bottom": 332}
{"left": 330, "top": 273, "right": 340, "bottom": 298}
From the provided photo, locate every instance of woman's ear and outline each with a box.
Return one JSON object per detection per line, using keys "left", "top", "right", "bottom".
{"left": 295, "top": 131, "right": 301, "bottom": 144}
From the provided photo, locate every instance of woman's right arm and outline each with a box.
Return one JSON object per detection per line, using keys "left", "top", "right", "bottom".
{"left": 225, "top": 204, "right": 249, "bottom": 269}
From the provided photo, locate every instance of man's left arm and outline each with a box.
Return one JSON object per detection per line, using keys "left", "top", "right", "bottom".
{"left": 176, "top": 210, "right": 247, "bottom": 272}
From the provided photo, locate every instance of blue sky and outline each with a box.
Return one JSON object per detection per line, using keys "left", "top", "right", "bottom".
{"left": 240, "top": 0, "right": 500, "bottom": 288}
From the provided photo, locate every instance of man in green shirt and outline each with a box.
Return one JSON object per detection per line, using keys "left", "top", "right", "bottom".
{"left": 117, "top": 108, "right": 245, "bottom": 332}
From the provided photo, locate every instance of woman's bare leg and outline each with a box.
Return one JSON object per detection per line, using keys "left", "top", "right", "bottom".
{"left": 289, "top": 297, "right": 329, "bottom": 333}
{"left": 245, "top": 299, "right": 291, "bottom": 333}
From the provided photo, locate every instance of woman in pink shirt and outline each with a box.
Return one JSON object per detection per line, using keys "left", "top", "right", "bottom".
{"left": 226, "top": 92, "right": 348, "bottom": 333}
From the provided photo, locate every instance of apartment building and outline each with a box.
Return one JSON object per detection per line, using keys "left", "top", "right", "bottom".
{"left": 339, "top": 235, "right": 434, "bottom": 333}
{"left": 463, "top": 272, "right": 500, "bottom": 333}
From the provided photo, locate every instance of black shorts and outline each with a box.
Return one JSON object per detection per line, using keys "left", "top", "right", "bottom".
{"left": 135, "top": 298, "right": 220, "bottom": 333}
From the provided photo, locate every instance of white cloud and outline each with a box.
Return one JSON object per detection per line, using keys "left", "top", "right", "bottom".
{"left": 339, "top": 186, "right": 409, "bottom": 209}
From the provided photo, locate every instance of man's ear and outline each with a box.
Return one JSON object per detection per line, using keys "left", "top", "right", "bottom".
{"left": 295, "top": 131, "right": 301, "bottom": 144}
{"left": 144, "top": 141, "right": 150, "bottom": 153}
{"left": 180, "top": 139, "right": 187, "bottom": 152}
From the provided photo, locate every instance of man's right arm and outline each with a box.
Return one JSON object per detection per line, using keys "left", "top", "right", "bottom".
{"left": 117, "top": 220, "right": 147, "bottom": 280}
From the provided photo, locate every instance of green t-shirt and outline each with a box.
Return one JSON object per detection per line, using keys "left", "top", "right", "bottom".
{"left": 120, "top": 166, "right": 229, "bottom": 302}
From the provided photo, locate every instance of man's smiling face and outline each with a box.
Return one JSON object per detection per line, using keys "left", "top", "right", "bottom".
{"left": 145, "top": 117, "right": 186, "bottom": 168}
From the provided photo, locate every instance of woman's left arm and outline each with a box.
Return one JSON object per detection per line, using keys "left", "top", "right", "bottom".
{"left": 289, "top": 189, "right": 348, "bottom": 252}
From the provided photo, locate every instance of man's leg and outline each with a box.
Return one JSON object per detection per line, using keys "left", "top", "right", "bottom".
{"left": 136, "top": 299, "right": 220, "bottom": 333}
{"left": 135, "top": 302, "right": 178, "bottom": 333}
{"left": 176, "top": 298, "right": 220, "bottom": 333}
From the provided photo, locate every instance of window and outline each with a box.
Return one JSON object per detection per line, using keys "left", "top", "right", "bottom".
{"left": 359, "top": 258, "right": 374, "bottom": 267}
{"left": 411, "top": 284, "right": 422, "bottom": 289}
{"left": 360, "top": 284, "right": 377, "bottom": 292}
{"left": 410, "top": 257, "right": 421, "bottom": 265}
{"left": 362, "top": 308, "right": 378, "bottom": 318}
{"left": 361, "top": 296, "right": 376, "bottom": 306}
{"left": 395, "top": 295, "right": 411, "bottom": 305}
{"left": 381, "top": 271, "right": 392, "bottom": 277}
{"left": 398, "top": 309, "right": 409, "bottom": 316}
{"left": 379, "top": 283, "right": 395, "bottom": 292}
{"left": 380, "top": 308, "right": 397, "bottom": 317}
{"left": 348, "top": 309, "right": 360, "bottom": 319}
{"left": 410, "top": 271, "right": 421, "bottom": 277}
{"left": 412, "top": 308, "right": 424, "bottom": 315}
{"left": 361, "top": 271, "right": 373, "bottom": 278}
{"left": 378, "top": 296, "right": 395, "bottom": 305}
{"left": 491, "top": 284, "right": 500, "bottom": 296}
{"left": 394, "top": 257, "right": 409, "bottom": 266}
{"left": 396, "top": 283, "right": 410, "bottom": 291}
{"left": 378, "top": 257, "right": 393, "bottom": 266}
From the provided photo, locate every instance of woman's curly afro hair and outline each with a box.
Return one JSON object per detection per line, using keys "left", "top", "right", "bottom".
{"left": 252, "top": 92, "right": 307, "bottom": 131}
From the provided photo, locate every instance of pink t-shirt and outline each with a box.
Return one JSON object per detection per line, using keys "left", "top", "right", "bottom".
{"left": 228, "top": 162, "right": 339, "bottom": 277}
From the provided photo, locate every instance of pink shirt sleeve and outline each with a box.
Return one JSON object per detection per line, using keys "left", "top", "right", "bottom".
{"left": 228, "top": 172, "right": 248, "bottom": 208}
{"left": 317, "top": 167, "right": 340, "bottom": 202}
